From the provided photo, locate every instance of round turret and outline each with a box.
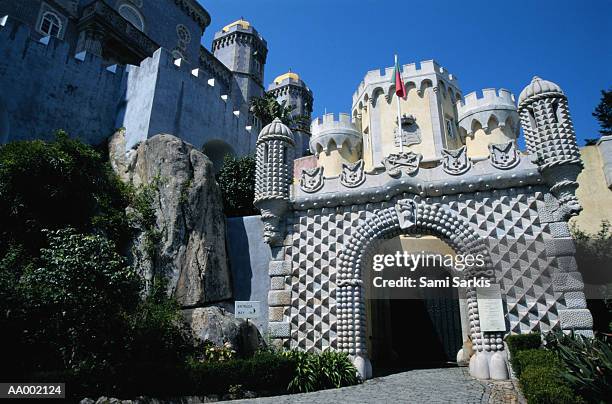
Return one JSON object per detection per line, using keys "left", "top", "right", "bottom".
{"left": 309, "top": 113, "right": 362, "bottom": 177}
{"left": 254, "top": 118, "right": 295, "bottom": 245}
{"left": 517, "top": 76, "right": 580, "bottom": 167}
{"left": 457, "top": 88, "right": 519, "bottom": 159}
{"left": 518, "top": 76, "right": 563, "bottom": 105}
{"left": 517, "top": 76, "right": 582, "bottom": 219}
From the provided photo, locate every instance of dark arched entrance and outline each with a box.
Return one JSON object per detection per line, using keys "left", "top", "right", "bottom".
{"left": 365, "top": 237, "right": 463, "bottom": 375}
{"left": 337, "top": 199, "right": 506, "bottom": 379}
{"left": 202, "top": 139, "right": 235, "bottom": 173}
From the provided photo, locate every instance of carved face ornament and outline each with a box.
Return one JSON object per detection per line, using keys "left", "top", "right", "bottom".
{"left": 300, "top": 166, "right": 324, "bottom": 193}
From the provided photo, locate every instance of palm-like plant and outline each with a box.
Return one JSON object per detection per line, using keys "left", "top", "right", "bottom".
{"left": 249, "top": 93, "right": 311, "bottom": 131}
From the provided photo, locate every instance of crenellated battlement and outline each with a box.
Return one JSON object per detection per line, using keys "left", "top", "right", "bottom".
{"left": 311, "top": 113, "right": 353, "bottom": 133}
{"left": 0, "top": 15, "right": 126, "bottom": 77}
{"left": 0, "top": 15, "right": 255, "bottom": 153}
{"left": 352, "top": 59, "right": 458, "bottom": 105}
{"left": 456, "top": 88, "right": 519, "bottom": 136}
{"left": 457, "top": 88, "right": 515, "bottom": 110}
{"left": 123, "top": 47, "right": 256, "bottom": 151}
{"left": 309, "top": 113, "right": 361, "bottom": 155}
{"left": 212, "top": 20, "right": 267, "bottom": 55}
{"left": 268, "top": 76, "right": 311, "bottom": 92}
{"left": 0, "top": 15, "right": 126, "bottom": 144}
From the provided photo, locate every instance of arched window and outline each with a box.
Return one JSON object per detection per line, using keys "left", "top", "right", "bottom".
{"left": 118, "top": 4, "right": 144, "bottom": 31}
{"left": 39, "top": 12, "right": 62, "bottom": 37}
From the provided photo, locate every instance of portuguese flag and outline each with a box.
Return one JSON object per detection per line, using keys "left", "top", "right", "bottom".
{"left": 393, "top": 55, "right": 406, "bottom": 98}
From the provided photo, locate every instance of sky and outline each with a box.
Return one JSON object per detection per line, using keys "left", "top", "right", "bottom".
{"left": 199, "top": 0, "right": 612, "bottom": 144}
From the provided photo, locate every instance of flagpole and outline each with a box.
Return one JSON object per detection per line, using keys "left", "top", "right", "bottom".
{"left": 395, "top": 54, "right": 403, "bottom": 153}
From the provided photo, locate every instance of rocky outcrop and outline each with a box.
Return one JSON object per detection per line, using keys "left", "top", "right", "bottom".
{"left": 109, "top": 131, "right": 232, "bottom": 306}
{"left": 183, "top": 305, "right": 262, "bottom": 356}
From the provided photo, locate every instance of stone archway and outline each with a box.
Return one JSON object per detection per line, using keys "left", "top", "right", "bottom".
{"left": 202, "top": 139, "right": 235, "bottom": 173}
{"left": 336, "top": 198, "right": 508, "bottom": 380}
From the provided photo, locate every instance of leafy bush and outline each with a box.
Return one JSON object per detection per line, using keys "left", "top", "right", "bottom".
{"left": 507, "top": 333, "right": 542, "bottom": 356}
{"left": 216, "top": 154, "right": 257, "bottom": 217}
{"left": 545, "top": 331, "right": 612, "bottom": 403}
{"left": 187, "top": 351, "right": 295, "bottom": 395}
{"left": 512, "top": 349, "right": 559, "bottom": 378}
{"left": 18, "top": 229, "right": 141, "bottom": 373}
{"left": 201, "top": 340, "right": 236, "bottom": 362}
{"left": 282, "top": 350, "right": 359, "bottom": 393}
{"left": 520, "top": 365, "right": 582, "bottom": 404}
{"left": 0, "top": 132, "right": 131, "bottom": 257}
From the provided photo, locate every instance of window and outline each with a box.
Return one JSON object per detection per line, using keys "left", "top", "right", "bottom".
{"left": 39, "top": 12, "right": 62, "bottom": 37}
{"left": 445, "top": 118, "right": 456, "bottom": 138}
{"left": 551, "top": 100, "right": 560, "bottom": 123}
{"left": 119, "top": 4, "right": 144, "bottom": 31}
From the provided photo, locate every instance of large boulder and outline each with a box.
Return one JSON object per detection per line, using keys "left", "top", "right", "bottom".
{"left": 109, "top": 131, "right": 232, "bottom": 306}
{"left": 183, "top": 305, "right": 262, "bottom": 356}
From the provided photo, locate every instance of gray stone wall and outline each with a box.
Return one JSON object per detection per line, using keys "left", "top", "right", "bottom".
{"left": 0, "top": 17, "right": 125, "bottom": 144}
{"left": 226, "top": 215, "right": 272, "bottom": 334}
{"left": 107, "top": 0, "right": 203, "bottom": 63}
{"left": 120, "top": 47, "right": 257, "bottom": 155}
{"left": 276, "top": 186, "right": 592, "bottom": 353}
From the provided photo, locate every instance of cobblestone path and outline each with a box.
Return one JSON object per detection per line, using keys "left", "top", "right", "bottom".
{"left": 226, "top": 367, "right": 525, "bottom": 404}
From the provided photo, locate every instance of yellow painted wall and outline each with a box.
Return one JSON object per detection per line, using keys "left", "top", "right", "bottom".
{"left": 571, "top": 145, "right": 612, "bottom": 234}
{"left": 465, "top": 125, "right": 516, "bottom": 159}
{"left": 375, "top": 87, "right": 437, "bottom": 161}
{"left": 317, "top": 143, "right": 360, "bottom": 177}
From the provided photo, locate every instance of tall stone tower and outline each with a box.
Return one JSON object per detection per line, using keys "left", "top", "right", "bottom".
{"left": 212, "top": 19, "right": 268, "bottom": 110}
{"left": 351, "top": 60, "right": 462, "bottom": 170}
{"left": 518, "top": 76, "right": 583, "bottom": 220}
{"left": 254, "top": 118, "right": 295, "bottom": 245}
{"left": 267, "top": 72, "right": 314, "bottom": 156}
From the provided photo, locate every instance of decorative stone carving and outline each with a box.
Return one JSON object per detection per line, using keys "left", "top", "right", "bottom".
{"left": 395, "top": 199, "right": 417, "bottom": 230}
{"left": 394, "top": 114, "right": 422, "bottom": 147}
{"left": 254, "top": 118, "right": 295, "bottom": 245}
{"left": 383, "top": 151, "right": 422, "bottom": 177}
{"left": 300, "top": 166, "right": 324, "bottom": 193}
{"left": 442, "top": 146, "right": 472, "bottom": 175}
{"left": 489, "top": 141, "right": 520, "bottom": 170}
{"left": 340, "top": 160, "right": 365, "bottom": 188}
{"left": 518, "top": 77, "right": 583, "bottom": 221}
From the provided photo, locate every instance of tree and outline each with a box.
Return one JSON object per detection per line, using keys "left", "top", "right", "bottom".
{"left": 0, "top": 132, "right": 132, "bottom": 257}
{"left": 216, "top": 154, "right": 258, "bottom": 217}
{"left": 250, "top": 93, "right": 310, "bottom": 131}
{"left": 571, "top": 220, "right": 612, "bottom": 333}
{"left": 593, "top": 89, "right": 612, "bottom": 137}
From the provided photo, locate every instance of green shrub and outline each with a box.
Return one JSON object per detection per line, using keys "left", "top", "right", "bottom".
{"left": 282, "top": 350, "right": 359, "bottom": 393}
{"left": 0, "top": 132, "right": 131, "bottom": 257}
{"left": 520, "top": 365, "right": 581, "bottom": 404}
{"left": 18, "top": 229, "right": 141, "bottom": 373}
{"left": 187, "top": 351, "right": 295, "bottom": 395}
{"left": 545, "top": 331, "right": 612, "bottom": 403}
{"left": 215, "top": 154, "right": 257, "bottom": 217}
{"left": 512, "top": 349, "right": 559, "bottom": 378}
{"left": 507, "top": 333, "right": 542, "bottom": 356}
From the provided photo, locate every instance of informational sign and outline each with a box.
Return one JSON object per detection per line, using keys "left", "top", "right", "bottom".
{"left": 235, "top": 301, "right": 260, "bottom": 319}
{"left": 476, "top": 284, "right": 506, "bottom": 332}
